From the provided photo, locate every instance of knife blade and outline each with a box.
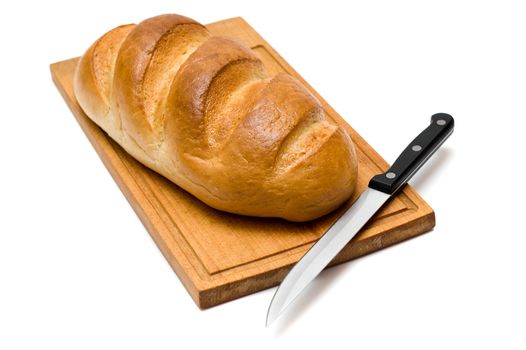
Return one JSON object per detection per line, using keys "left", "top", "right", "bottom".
{"left": 266, "top": 113, "right": 454, "bottom": 327}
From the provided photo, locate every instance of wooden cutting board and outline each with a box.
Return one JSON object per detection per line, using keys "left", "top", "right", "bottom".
{"left": 50, "top": 16, "right": 434, "bottom": 309}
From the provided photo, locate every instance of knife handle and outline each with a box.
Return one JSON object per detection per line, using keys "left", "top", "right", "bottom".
{"left": 368, "top": 113, "right": 454, "bottom": 195}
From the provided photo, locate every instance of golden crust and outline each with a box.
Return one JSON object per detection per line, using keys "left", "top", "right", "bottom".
{"left": 113, "top": 14, "right": 210, "bottom": 154}
{"left": 74, "top": 14, "right": 358, "bottom": 221}
{"left": 74, "top": 24, "right": 135, "bottom": 131}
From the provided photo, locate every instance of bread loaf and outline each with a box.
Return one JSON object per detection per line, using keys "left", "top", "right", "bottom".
{"left": 74, "top": 14, "right": 358, "bottom": 221}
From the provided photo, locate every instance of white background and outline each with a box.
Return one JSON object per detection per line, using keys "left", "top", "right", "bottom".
{"left": 1, "top": 0, "right": 525, "bottom": 348}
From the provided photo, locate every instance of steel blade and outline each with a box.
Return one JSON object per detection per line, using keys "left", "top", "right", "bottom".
{"left": 266, "top": 188, "right": 390, "bottom": 327}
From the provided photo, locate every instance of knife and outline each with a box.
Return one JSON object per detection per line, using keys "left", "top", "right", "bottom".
{"left": 266, "top": 113, "right": 454, "bottom": 326}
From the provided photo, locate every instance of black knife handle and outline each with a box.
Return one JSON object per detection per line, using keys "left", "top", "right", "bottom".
{"left": 368, "top": 113, "right": 454, "bottom": 195}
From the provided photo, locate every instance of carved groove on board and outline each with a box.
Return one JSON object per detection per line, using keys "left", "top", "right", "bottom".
{"left": 116, "top": 148, "right": 211, "bottom": 280}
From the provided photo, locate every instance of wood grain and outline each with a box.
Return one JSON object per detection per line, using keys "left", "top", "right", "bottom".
{"left": 50, "top": 16, "right": 435, "bottom": 308}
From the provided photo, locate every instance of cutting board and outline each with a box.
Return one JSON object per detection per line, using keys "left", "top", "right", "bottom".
{"left": 50, "top": 16, "right": 435, "bottom": 309}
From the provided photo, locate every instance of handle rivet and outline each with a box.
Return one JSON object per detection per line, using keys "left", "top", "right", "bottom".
{"left": 436, "top": 119, "right": 446, "bottom": 126}
{"left": 412, "top": 145, "right": 422, "bottom": 151}
{"left": 386, "top": 172, "right": 396, "bottom": 179}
